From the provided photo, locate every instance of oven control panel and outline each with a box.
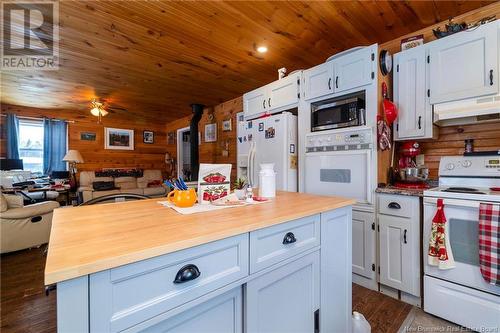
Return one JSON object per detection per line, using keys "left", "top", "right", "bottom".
{"left": 305, "top": 129, "right": 373, "bottom": 151}
{"left": 440, "top": 156, "right": 500, "bottom": 176}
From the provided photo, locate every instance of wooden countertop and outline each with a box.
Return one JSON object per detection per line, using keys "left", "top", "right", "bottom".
{"left": 45, "top": 192, "right": 354, "bottom": 285}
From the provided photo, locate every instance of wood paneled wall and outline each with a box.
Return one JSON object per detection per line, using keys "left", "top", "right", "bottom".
{"left": 377, "top": 4, "right": 500, "bottom": 183}
{"left": 0, "top": 104, "right": 168, "bottom": 173}
{"left": 165, "top": 97, "right": 242, "bottom": 180}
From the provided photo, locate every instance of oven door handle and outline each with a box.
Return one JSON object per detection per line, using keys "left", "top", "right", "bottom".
{"left": 423, "top": 197, "right": 482, "bottom": 208}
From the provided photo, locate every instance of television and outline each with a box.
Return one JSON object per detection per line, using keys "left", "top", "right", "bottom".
{"left": 0, "top": 159, "right": 23, "bottom": 171}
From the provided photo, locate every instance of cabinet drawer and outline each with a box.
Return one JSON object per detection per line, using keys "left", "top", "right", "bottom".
{"left": 249, "top": 214, "right": 320, "bottom": 273}
{"left": 378, "top": 194, "right": 417, "bottom": 218}
{"left": 90, "top": 234, "right": 249, "bottom": 332}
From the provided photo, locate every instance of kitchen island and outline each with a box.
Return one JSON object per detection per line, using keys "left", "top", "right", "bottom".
{"left": 45, "top": 191, "right": 355, "bottom": 333}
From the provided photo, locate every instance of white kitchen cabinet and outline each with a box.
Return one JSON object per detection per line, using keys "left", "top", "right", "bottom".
{"left": 352, "top": 210, "right": 376, "bottom": 280}
{"left": 394, "top": 46, "right": 437, "bottom": 140}
{"left": 243, "top": 86, "right": 267, "bottom": 119}
{"left": 134, "top": 287, "right": 243, "bottom": 333}
{"left": 245, "top": 251, "right": 320, "bottom": 333}
{"left": 243, "top": 73, "right": 301, "bottom": 119}
{"left": 428, "top": 21, "right": 499, "bottom": 104}
{"left": 377, "top": 194, "right": 420, "bottom": 297}
{"left": 333, "top": 46, "right": 375, "bottom": 93}
{"left": 303, "top": 62, "right": 334, "bottom": 101}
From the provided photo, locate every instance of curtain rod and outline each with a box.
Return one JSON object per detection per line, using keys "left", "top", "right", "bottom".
{"left": 0, "top": 114, "right": 75, "bottom": 123}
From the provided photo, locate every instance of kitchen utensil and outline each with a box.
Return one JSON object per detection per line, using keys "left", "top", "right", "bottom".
{"left": 381, "top": 82, "right": 398, "bottom": 125}
{"left": 399, "top": 167, "right": 429, "bottom": 182}
{"left": 167, "top": 188, "right": 197, "bottom": 208}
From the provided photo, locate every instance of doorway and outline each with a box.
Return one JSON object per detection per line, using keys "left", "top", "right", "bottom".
{"left": 176, "top": 127, "right": 192, "bottom": 181}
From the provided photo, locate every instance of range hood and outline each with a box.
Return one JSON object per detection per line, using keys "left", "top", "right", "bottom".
{"left": 433, "top": 93, "right": 500, "bottom": 126}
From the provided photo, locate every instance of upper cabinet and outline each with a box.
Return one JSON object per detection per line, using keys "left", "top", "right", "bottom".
{"left": 334, "top": 46, "right": 375, "bottom": 93}
{"left": 303, "top": 45, "right": 377, "bottom": 101}
{"left": 428, "top": 21, "right": 499, "bottom": 104}
{"left": 394, "top": 45, "right": 436, "bottom": 140}
{"left": 243, "top": 72, "right": 301, "bottom": 119}
{"left": 303, "top": 63, "right": 334, "bottom": 101}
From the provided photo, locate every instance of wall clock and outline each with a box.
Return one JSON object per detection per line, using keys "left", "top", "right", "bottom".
{"left": 379, "top": 49, "right": 392, "bottom": 76}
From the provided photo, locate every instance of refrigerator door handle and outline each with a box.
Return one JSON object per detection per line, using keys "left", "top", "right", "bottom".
{"left": 248, "top": 142, "right": 255, "bottom": 186}
{"left": 251, "top": 143, "right": 257, "bottom": 186}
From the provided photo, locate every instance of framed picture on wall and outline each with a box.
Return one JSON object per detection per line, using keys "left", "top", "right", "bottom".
{"left": 143, "top": 130, "right": 154, "bottom": 144}
{"left": 104, "top": 127, "right": 134, "bottom": 150}
{"left": 222, "top": 118, "right": 232, "bottom": 132}
{"left": 204, "top": 123, "right": 217, "bottom": 143}
{"left": 167, "top": 131, "right": 175, "bottom": 145}
{"left": 80, "top": 132, "right": 96, "bottom": 141}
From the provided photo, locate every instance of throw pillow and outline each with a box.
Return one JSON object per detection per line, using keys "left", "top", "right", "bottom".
{"left": 147, "top": 180, "right": 162, "bottom": 188}
{"left": 92, "top": 181, "right": 117, "bottom": 191}
{"left": 0, "top": 194, "right": 7, "bottom": 212}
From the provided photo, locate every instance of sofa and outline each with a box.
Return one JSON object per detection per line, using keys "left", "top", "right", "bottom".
{"left": 0, "top": 193, "right": 60, "bottom": 254}
{"left": 78, "top": 170, "right": 167, "bottom": 203}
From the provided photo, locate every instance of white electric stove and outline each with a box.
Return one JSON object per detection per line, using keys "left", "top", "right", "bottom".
{"left": 423, "top": 154, "right": 500, "bottom": 330}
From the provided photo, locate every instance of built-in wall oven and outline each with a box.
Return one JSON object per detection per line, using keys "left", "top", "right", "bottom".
{"left": 311, "top": 92, "right": 366, "bottom": 132}
{"left": 304, "top": 128, "right": 373, "bottom": 205}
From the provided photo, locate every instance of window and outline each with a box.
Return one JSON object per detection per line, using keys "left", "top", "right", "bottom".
{"left": 18, "top": 119, "right": 44, "bottom": 173}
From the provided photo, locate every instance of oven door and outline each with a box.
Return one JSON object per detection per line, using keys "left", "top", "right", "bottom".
{"left": 423, "top": 197, "right": 500, "bottom": 296}
{"left": 304, "top": 149, "right": 372, "bottom": 204}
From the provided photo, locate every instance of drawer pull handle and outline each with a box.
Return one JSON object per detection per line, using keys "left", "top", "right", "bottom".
{"left": 388, "top": 202, "right": 401, "bottom": 209}
{"left": 403, "top": 229, "right": 407, "bottom": 244}
{"left": 283, "top": 232, "right": 297, "bottom": 245}
{"left": 173, "top": 264, "right": 201, "bottom": 284}
{"left": 490, "top": 69, "right": 494, "bottom": 86}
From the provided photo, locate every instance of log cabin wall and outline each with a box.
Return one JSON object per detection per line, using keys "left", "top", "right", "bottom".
{"left": 164, "top": 97, "right": 242, "bottom": 180}
{"left": 0, "top": 104, "right": 168, "bottom": 173}
{"left": 377, "top": 4, "right": 500, "bottom": 183}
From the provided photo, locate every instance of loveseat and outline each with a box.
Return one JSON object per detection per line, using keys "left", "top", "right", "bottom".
{"left": 0, "top": 193, "right": 60, "bottom": 253}
{"left": 78, "top": 170, "right": 167, "bottom": 203}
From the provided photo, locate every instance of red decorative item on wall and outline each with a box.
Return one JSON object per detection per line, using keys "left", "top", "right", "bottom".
{"left": 381, "top": 82, "right": 398, "bottom": 125}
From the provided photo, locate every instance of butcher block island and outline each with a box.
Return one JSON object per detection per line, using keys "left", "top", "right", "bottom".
{"left": 45, "top": 192, "right": 355, "bottom": 333}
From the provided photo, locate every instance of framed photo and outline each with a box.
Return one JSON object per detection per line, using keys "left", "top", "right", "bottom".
{"left": 222, "top": 118, "right": 232, "bottom": 132}
{"left": 80, "top": 132, "right": 96, "bottom": 141}
{"left": 167, "top": 131, "right": 175, "bottom": 145}
{"left": 204, "top": 123, "right": 217, "bottom": 143}
{"left": 401, "top": 34, "right": 424, "bottom": 51}
{"left": 104, "top": 127, "right": 134, "bottom": 150}
{"left": 143, "top": 130, "right": 154, "bottom": 144}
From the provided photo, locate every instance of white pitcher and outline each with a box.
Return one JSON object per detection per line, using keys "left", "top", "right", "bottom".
{"left": 258, "top": 163, "right": 276, "bottom": 198}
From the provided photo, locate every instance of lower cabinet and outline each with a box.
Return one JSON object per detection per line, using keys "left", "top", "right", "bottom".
{"left": 133, "top": 287, "right": 243, "bottom": 333}
{"left": 245, "top": 251, "right": 320, "bottom": 333}
{"left": 352, "top": 210, "right": 376, "bottom": 280}
{"left": 377, "top": 194, "right": 420, "bottom": 297}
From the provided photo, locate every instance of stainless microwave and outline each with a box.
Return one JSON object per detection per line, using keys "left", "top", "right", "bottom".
{"left": 311, "top": 94, "right": 366, "bottom": 132}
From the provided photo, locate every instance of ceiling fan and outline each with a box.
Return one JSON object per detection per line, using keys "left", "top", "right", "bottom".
{"left": 90, "top": 99, "right": 128, "bottom": 123}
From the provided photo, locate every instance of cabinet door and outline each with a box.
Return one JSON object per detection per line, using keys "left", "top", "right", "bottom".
{"left": 351, "top": 210, "right": 376, "bottom": 279}
{"left": 246, "top": 251, "right": 320, "bottom": 333}
{"left": 243, "top": 86, "right": 267, "bottom": 119}
{"left": 379, "top": 215, "right": 418, "bottom": 296}
{"left": 133, "top": 287, "right": 243, "bottom": 333}
{"left": 303, "top": 62, "right": 334, "bottom": 100}
{"left": 268, "top": 73, "right": 300, "bottom": 111}
{"left": 394, "top": 46, "right": 427, "bottom": 139}
{"left": 429, "top": 22, "right": 498, "bottom": 104}
{"left": 333, "top": 47, "right": 374, "bottom": 93}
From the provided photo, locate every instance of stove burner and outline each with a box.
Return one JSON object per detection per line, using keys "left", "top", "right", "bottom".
{"left": 442, "top": 187, "right": 486, "bottom": 195}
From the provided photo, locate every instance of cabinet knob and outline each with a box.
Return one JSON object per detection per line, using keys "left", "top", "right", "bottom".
{"left": 282, "top": 232, "right": 297, "bottom": 245}
{"left": 173, "top": 264, "right": 201, "bottom": 284}
{"left": 388, "top": 202, "right": 401, "bottom": 209}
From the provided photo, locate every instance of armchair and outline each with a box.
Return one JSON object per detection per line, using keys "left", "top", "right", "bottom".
{"left": 1, "top": 193, "right": 60, "bottom": 254}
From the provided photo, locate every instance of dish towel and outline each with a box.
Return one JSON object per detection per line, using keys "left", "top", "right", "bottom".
{"left": 479, "top": 203, "right": 500, "bottom": 286}
{"left": 428, "top": 198, "right": 455, "bottom": 269}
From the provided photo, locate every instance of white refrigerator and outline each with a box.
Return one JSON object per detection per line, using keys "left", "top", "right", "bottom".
{"left": 237, "top": 112, "right": 297, "bottom": 192}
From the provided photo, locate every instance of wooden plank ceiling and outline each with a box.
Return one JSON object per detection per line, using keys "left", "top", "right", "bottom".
{"left": 1, "top": 1, "right": 496, "bottom": 123}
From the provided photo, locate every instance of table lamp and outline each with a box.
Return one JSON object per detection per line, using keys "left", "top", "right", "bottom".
{"left": 63, "top": 150, "right": 84, "bottom": 189}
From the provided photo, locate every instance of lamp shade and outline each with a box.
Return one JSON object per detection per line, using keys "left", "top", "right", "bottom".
{"left": 63, "top": 150, "right": 84, "bottom": 163}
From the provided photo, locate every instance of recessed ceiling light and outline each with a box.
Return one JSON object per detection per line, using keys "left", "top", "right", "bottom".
{"left": 257, "top": 46, "right": 268, "bottom": 53}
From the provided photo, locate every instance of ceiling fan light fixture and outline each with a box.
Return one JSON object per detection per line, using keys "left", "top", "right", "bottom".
{"left": 90, "top": 99, "right": 108, "bottom": 122}
{"left": 257, "top": 45, "right": 268, "bottom": 53}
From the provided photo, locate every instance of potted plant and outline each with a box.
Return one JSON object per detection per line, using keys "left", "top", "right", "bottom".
{"left": 232, "top": 177, "right": 247, "bottom": 200}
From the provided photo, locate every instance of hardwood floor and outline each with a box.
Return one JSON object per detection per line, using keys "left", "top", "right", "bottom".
{"left": 1, "top": 247, "right": 412, "bottom": 333}
{"left": 353, "top": 283, "right": 413, "bottom": 332}
{"left": 0, "top": 247, "right": 56, "bottom": 333}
